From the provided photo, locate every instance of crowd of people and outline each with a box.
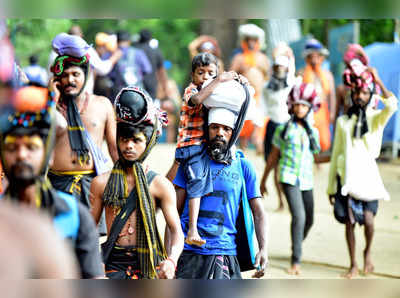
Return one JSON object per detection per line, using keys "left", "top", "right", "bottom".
{"left": 0, "top": 20, "right": 397, "bottom": 279}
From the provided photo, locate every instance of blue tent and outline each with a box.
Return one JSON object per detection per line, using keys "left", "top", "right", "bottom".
{"left": 364, "top": 42, "right": 400, "bottom": 159}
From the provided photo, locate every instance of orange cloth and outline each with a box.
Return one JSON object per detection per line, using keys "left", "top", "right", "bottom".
{"left": 240, "top": 120, "right": 254, "bottom": 138}
{"left": 303, "top": 64, "right": 331, "bottom": 95}
{"left": 314, "top": 101, "right": 331, "bottom": 152}
{"left": 303, "top": 63, "right": 332, "bottom": 152}
{"left": 241, "top": 40, "right": 260, "bottom": 68}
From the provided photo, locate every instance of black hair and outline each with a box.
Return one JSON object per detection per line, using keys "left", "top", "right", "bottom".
{"left": 117, "top": 122, "right": 155, "bottom": 145}
{"left": 117, "top": 30, "right": 131, "bottom": 43}
{"left": 29, "top": 55, "right": 38, "bottom": 65}
{"left": 191, "top": 52, "right": 218, "bottom": 73}
{"left": 63, "top": 60, "right": 89, "bottom": 74}
{"left": 139, "top": 29, "right": 152, "bottom": 43}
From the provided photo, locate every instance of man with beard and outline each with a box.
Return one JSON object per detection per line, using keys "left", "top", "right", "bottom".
{"left": 90, "top": 87, "right": 184, "bottom": 279}
{"left": 0, "top": 86, "right": 104, "bottom": 278}
{"left": 48, "top": 33, "right": 118, "bottom": 235}
{"left": 172, "top": 106, "right": 269, "bottom": 279}
{"left": 327, "top": 67, "right": 397, "bottom": 278}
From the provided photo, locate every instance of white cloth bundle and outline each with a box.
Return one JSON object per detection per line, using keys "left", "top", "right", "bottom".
{"left": 202, "top": 79, "right": 255, "bottom": 113}
{"left": 341, "top": 132, "right": 390, "bottom": 201}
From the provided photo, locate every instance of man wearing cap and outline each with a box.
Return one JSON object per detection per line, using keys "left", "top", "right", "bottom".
{"left": 299, "top": 38, "right": 336, "bottom": 152}
{"left": 0, "top": 86, "right": 104, "bottom": 278}
{"left": 90, "top": 86, "right": 184, "bottom": 279}
{"left": 230, "top": 23, "right": 270, "bottom": 154}
{"left": 172, "top": 104, "right": 268, "bottom": 279}
{"left": 48, "top": 33, "right": 119, "bottom": 235}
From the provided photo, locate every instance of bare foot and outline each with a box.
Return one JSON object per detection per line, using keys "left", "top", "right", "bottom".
{"left": 275, "top": 204, "right": 284, "bottom": 212}
{"left": 185, "top": 230, "right": 206, "bottom": 247}
{"left": 363, "top": 250, "right": 375, "bottom": 275}
{"left": 287, "top": 264, "right": 301, "bottom": 275}
{"left": 341, "top": 266, "right": 359, "bottom": 279}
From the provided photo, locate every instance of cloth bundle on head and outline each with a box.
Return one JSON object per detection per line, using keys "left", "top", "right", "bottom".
{"left": 103, "top": 86, "right": 167, "bottom": 278}
{"left": 342, "top": 44, "right": 380, "bottom": 95}
{"left": 342, "top": 44, "right": 379, "bottom": 139}
{"left": 287, "top": 82, "right": 320, "bottom": 112}
{"left": 282, "top": 82, "right": 320, "bottom": 152}
{"left": 238, "top": 23, "right": 265, "bottom": 48}
{"left": 202, "top": 79, "right": 254, "bottom": 112}
{"left": 343, "top": 44, "right": 369, "bottom": 67}
{"left": 0, "top": 86, "right": 59, "bottom": 213}
{"left": 114, "top": 86, "right": 167, "bottom": 138}
{"left": 95, "top": 32, "right": 117, "bottom": 52}
{"left": 52, "top": 32, "right": 91, "bottom": 58}
{"left": 50, "top": 33, "right": 92, "bottom": 166}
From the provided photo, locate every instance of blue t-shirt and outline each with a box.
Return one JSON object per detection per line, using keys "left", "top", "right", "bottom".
{"left": 173, "top": 154, "right": 261, "bottom": 255}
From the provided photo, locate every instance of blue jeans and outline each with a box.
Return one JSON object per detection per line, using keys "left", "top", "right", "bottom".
{"left": 281, "top": 183, "right": 314, "bottom": 265}
{"left": 175, "top": 144, "right": 213, "bottom": 198}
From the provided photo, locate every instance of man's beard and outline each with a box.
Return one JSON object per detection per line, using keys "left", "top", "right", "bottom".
{"left": 208, "top": 136, "right": 228, "bottom": 161}
{"left": 61, "top": 84, "right": 82, "bottom": 102}
{"left": 8, "top": 161, "right": 37, "bottom": 189}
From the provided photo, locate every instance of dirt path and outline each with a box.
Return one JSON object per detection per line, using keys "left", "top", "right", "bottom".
{"left": 147, "top": 144, "right": 400, "bottom": 279}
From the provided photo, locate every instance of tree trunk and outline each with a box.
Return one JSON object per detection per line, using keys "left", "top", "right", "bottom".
{"left": 199, "top": 19, "right": 244, "bottom": 69}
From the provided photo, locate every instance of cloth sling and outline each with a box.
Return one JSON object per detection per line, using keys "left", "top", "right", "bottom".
{"left": 64, "top": 98, "right": 91, "bottom": 166}
{"left": 102, "top": 168, "right": 164, "bottom": 279}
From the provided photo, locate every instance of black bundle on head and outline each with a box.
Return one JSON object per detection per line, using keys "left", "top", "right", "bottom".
{"left": 115, "top": 89, "right": 148, "bottom": 123}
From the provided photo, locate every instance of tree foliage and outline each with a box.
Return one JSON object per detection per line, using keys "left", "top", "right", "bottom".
{"left": 7, "top": 19, "right": 200, "bottom": 89}
{"left": 301, "top": 19, "right": 395, "bottom": 46}
{"left": 6, "top": 19, "right": 397, "bottom": 90}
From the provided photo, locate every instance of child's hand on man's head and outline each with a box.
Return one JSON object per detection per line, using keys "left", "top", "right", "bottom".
{"left": 217, "top": 71, "right": 238, "bottom": 82}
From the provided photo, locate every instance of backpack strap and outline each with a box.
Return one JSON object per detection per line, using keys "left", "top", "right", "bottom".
{"left": 235, "top": 150, "right": 257, "bottom": 271}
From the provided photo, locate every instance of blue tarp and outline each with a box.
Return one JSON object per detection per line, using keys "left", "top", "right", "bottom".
{"left": 364, "top": 42, "right": 400, "bottom": 150}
